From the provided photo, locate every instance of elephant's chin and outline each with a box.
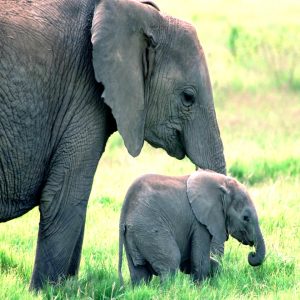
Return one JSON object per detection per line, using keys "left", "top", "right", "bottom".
{"left": 146, "top": 139, "right": 185, "bottom": 160}
{"left": 166, "top": 146, "right": 185, "bottom": 160}
{"left": 165, "top": 132, "right": 186, "bottom": 159}
{"left": 145, "top": 129, "right": 186, "bottom": 160}
{"left": 150, "top": 142, "right": 184, "bottom": 160}
{"left": 168, "top": 129, "right": 187, "bottom": 159}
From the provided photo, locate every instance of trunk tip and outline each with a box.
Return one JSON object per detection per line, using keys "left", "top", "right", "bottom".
{"left": 248, "top": 251, "right": 265, "bottom": 266}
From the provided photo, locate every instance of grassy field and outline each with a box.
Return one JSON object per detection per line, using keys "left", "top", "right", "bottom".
{"left": 1, "top": 0, "right": 300, "bottom": 299}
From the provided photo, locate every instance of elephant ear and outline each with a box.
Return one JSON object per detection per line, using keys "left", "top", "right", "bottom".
{"left": 91, "top": 0, "right": 158, "bottom": 156}
{"left": 141, "top": 1, "right": 160, "bottom": 11}
{"left": 187, "top": 170, "right": 231, "bottom": 245}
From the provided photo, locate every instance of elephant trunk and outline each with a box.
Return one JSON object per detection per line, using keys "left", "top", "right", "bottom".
{"left": 248, "top": 225, "right": 266, "bottom": 266}
{"left": 184, "top": 48, "right": 226, "bottom": 175}
{"left": 185, "top": 105, "right": 226, "bottom": 175}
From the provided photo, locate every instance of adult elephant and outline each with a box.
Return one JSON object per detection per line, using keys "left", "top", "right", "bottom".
{"left": 0, "top": 0, "right": 226, "bottom": 290}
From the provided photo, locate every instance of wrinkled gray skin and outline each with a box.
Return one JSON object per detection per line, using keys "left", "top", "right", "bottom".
{"left": 0, "top": 0, "right": 226, "bottom": 290}
{"left": 119, "top": 170, "right": 265, "bottom": 285}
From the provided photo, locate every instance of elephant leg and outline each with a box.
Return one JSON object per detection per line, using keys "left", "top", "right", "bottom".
{"left": 190, "top": 225, "right": 211, "bottom": 282}
{"left": 29, "top": 139, "right": 101, "bottom": 289}
{"left": 126, "top": 256, "right": 153, "bottom": 286}
{"left": 211, "top": 240, "right": 224, "bottom": 257}
{"left": 131, "top": 265, "right": 153, "bottom": 286}
{"left": 29, "top": 168, "right": 93, "bottom": 290}
{"left": 124, "top": 234, "right": 153, "bottom": 286}
{"left": 209, "top": 240, "right": 224, "bottom": 275}
{"left": 209, "top": 257, "right": 220, "bottom": 276}
{"left": 126, "top": 225, "right": 181, "bottom": 283}
{"left": 146, "top": 238, "right": 181, "bottom": 283}
{"left": 30, "top": 210, "right": 86, "bottom": 289}
{"left": 67, "top": 223, "right": 85, "bottom": 276}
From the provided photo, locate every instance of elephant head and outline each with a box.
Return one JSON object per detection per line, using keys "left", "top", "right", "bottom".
{"left": 91, "top": 0, "right": 226, "bottom": 174}
{"left": 187, "top": 170, "right": 266, "bottom": 266}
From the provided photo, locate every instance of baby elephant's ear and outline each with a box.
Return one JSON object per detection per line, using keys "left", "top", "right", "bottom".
{"left": 187, "top": 171, "right": 229, "bottom": 244}
{"left": 140, "top": 1, "right": 160, "bottom": 11}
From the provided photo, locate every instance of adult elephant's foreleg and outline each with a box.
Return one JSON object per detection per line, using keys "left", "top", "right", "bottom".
{"left": 28, "top": 118, "right": 103, "bottom": 290}
{"left": 29, "top": 167, "right": 94, "bottom": 290}
{"left": 29, "top": 99, "right": 109, "bottom": 290}
{"left": 67, "top": 223, "right": 85, "bottom": 276}
{"left": 30, "top": 209, "right": 87, "bottom": 289}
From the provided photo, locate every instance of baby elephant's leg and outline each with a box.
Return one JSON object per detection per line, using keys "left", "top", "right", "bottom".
{"left": 133, "top": 226, "right": 181, "bottom": 283}
{"left": 125, "top": 233, "right": 153, "bottom": 286}
{"left": 210, "top": 257, "right": 220, "bottom": 276}
{"left": 128, "top": 262, "right": 153, "bottom": 286}
{"left": 147, "top": 238, "right": 181, "bottom": 283}
{"left": 210, "top": 240, "right": 224, "bottom": 275}
{"left": 190, "top": 225, "right": 211, "bottom": 282}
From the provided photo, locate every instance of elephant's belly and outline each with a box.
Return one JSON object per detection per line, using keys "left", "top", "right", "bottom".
{"left": 0, "top": 95, "right": 50, "bottom": 222}
{"left": 0, "top": 175, "right": 41, "bottom": 222}
{"left": 0, "top": 148, "right": 44, "bottom": 222}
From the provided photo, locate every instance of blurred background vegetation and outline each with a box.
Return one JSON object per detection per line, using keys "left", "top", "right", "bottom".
{"left": 0, "top": 0, "right": 299, "bottom": 299}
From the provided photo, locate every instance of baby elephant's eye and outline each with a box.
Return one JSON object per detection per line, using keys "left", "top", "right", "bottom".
{"left": 243, "top": 215, "right": 250, "bottom": 222}
{"left": 181, "top": 90, "right": 196, "bottom": 107}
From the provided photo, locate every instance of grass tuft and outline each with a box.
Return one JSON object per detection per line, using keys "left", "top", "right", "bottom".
{"left": 229, "top": 157, "right": 300, "bottom": 185}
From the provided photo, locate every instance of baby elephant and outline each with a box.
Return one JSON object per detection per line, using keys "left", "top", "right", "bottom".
{"left": 118, "top": 170, "right": 265, "bottom": 285}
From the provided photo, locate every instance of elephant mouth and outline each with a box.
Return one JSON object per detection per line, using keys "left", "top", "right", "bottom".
{"left": 240, "top": 238, "right": 254, "bottom": 247}
{"left": 233, "top": 231, "right": 254, "bottom": 246}
{"left": 169, "top": 129, "right": 186, "bottom": 159}
{"left": 144, "top": 126, "right": 186, "bottom": 159}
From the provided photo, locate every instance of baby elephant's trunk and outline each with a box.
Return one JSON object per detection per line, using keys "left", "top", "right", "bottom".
{"left": 248, "top": 225, "right": 266, "bottom": 266}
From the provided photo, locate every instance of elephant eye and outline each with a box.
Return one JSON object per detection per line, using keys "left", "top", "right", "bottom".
{"left": 181, "top": 90, "right": 195, "bottom": 107}
{"left": 243, "top": 215, "right": 250, "bottom": 222}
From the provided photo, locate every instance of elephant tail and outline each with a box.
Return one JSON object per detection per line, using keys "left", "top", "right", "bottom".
{"left": 118, "top": 223, "right": 126, "bottom": 287}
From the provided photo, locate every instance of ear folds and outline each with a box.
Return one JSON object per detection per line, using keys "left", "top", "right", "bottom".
{"left": 142, "top": 35, "right": 156, "bottom": 81}
{"left": 91, "top": 0, "right": 158, "bottom": 156}
{"left": 187, "top": 171, "right": 230, "bottom": 244}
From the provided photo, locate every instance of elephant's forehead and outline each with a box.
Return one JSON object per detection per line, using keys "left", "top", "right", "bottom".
{"left": 175, "top": 26, "right": 201, "bottom": 53}
{"left": 233, "top": 188, "right": 254, "bottom": 209}
{"left": 162, "top": 33, "right": 204, "bottom": 80}
{"left": 163, "top": 16, "right": 202, "bottom": 50}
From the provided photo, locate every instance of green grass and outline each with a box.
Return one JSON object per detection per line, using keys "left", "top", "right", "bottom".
{"left": 1, "top": 0, "right": 300, "bottom": 299}
{"left": 229, "top": 157, "right": 300, "bottom": 185}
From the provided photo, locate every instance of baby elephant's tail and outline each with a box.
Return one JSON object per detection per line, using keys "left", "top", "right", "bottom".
{"left": 118, "top": 223, "right": 126, "bottom": 287}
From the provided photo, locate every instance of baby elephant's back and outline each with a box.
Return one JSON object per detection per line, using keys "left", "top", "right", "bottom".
{"left": 121, "top": 174, "right": 192, "bottom": 229}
